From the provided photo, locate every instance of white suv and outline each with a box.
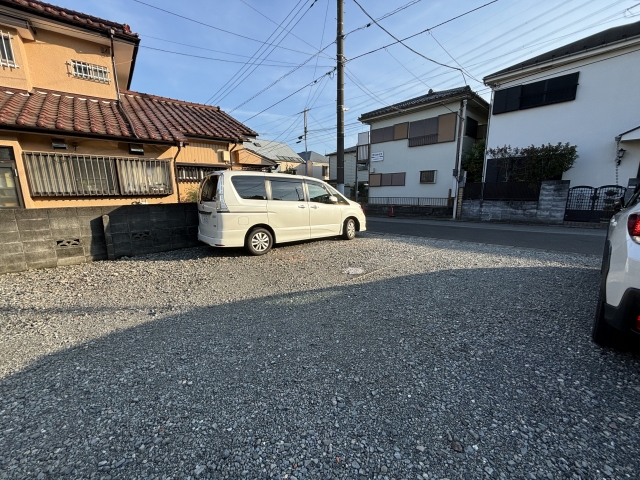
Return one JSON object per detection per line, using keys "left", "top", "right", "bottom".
{"left": 593, "top": 186, "right": 640, "bottom": 346}
{"left": 197, "top": 171, "right": 366, "bottom": 255}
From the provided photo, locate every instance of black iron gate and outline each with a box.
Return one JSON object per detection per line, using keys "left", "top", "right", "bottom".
{"left": 564, "top": 185, "right": 627, "bottom": 222}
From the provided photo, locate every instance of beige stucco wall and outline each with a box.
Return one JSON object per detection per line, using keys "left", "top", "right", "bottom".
{"left": 0, "top": 27, "right": 31, "bottom": 91}
{"left": 2, "top": 132, "right": 179, "bottom": 208}
{"left": 23, "top": 29, "right": 117, "bottom": 99}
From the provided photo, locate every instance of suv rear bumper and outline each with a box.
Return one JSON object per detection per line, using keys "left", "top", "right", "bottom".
{"left": 604, "top": 287, "right": 640, "bottom": 334}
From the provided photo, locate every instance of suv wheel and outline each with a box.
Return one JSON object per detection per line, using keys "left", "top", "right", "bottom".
{"left": 342, "top": 218, "right": 356, "bottom": 240}
{"left": 246, "top": 228, "right": 273, "bottom": 255}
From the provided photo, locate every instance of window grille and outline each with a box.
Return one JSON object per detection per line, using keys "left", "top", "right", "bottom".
{"left": 0, "top": 31, "right": 17, "bottom": 68}
{"left": 71, "top": 60, "right": 110, "bottom": 83}
{"left": 420, "top": 170, "right": 436, "bottom": 184}
{"left": 177, "top": 165, "right": 224, "bottom": 182}
{"left": 116, "top": 158, "right": 172, "bottom": 195}
{"left": 23, "top": 152, "right": 173, "bottom": 197}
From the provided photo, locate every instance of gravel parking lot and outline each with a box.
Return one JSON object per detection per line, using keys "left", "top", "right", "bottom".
{"left": 1, "top": 233, "right": 639, "bottom": 480}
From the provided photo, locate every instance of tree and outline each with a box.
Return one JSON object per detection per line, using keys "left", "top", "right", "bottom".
{"left": 487, "top": 142, "right": 577, "bottom": 182}
{"left": 462, "top": 140, "right": 485, "bottom": 182}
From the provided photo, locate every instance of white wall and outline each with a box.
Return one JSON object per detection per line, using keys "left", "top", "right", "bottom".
{"left": 367, "top": 101, "right": 461, "bottom": 198}
{"left": 486, "top": 46, "right": 640, "bottom": 188}
{"left": 295, "top": 162, "right": 329, "bottom": 179}
{"left": 328, "top": 152, "right": 360, "bottom": 185}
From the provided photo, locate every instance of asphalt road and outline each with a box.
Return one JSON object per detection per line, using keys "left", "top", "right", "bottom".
{"left": 367, "top": 217, "right": 607, "bottom": 255}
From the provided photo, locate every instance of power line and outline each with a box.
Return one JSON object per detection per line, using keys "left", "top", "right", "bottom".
{"left": 304, "top": 0, "right": 331, "bottom": 109}
{"left": 132, "top": 0, "right": 319, "bottom": 56}
{"left": 351, "top": 0, "right": 463, "bottom": 73}
{"left": 139, "top": 46, "right": 333, "bottom": 68}
{"left": 207, "top": 0, "right": 311, "bottom": 106}
{"left": 238, "top": 0, "right": 333, "bottom": 59}
{"left": 347, "top": 0, "right": 499, "bottom": 63}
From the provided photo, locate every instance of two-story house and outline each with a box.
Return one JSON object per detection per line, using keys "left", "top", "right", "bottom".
{"left": 0, "top": 0, "right": 257, "bottom": 210}
{"left": 358, "top": 86, "right": 488, "bottom": 202}
{"left": 483, "top": 20, "right": 640, "bottom": 193}
{"left": 296, "top": 150, "right": 330, "bottom": 180}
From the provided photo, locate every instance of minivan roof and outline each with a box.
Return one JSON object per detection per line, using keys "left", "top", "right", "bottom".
{"left": 205, "top": 170, "right": 326, "bottom": 183}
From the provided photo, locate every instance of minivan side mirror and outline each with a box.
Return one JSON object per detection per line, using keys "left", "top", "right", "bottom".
{"left": 328, "top": 195, "right": 338, "bottom": 204}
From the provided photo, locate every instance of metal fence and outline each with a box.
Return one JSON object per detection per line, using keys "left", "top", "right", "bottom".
{"left": 364, "top": 197, "right": 450, "bottom": 207}
{"left": 463, "top": 182, "right": 541, "bottom": 201}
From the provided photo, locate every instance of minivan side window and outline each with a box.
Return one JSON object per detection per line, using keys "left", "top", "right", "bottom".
{"left": 307, "top": 182, "right": 332, "bottom": 204}
{"left": 231, "top": 176, "right": 267, "bottom": 200}
{"left": 200, "top": 176, "right": 218, "bottom": 202}
{"left": 270, "top": 179, "right": 305, "bottom": 201}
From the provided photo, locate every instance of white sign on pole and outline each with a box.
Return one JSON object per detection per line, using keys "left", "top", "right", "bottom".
{"left": 371, "top": 151, "right": 384, "bottom": 162}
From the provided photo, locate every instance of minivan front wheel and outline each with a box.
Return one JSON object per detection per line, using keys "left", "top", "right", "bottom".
{"left": 246, "top": 228, "right": 273, "bottom": 255}
{"left": 342, "top": 218, "right": 357, "bottom": 240}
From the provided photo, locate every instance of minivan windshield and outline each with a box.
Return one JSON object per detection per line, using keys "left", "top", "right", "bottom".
{"left": 200, "top": 175, "right": 219, "bottom": 202}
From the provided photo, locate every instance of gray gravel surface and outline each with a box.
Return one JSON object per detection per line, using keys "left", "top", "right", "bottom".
{"left": 1, "top": 234, "right": 639, "bottom": 480}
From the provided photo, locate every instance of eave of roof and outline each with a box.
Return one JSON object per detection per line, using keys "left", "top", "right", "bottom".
{"left": 0, "top": 0, "right": 139, "bottom": 41}
{"left": 358, "top": 86, "right": 488, "bottom": 122}
{"left": 326, "top": 146, "right": 357, "bottom": 156}
{"left": 484, "top": 19, "right": 640, "bottom": 83}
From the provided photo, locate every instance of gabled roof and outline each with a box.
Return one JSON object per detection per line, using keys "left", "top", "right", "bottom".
{"left": 0, "top": 87, "right": 257, "bottom": 143}
{"left": 297, "top": 150, "right": 329, "bottom": 164}
{"left": 326, "top": 145, "right": 357, "bottom": 156}
{"left": 359, "top": 86, "right": 487, "bottom": 122}
{"left": 0, "top": 0, "right": 139, "bottom": 41}
{"left": 486, "top": 19, "right": 640, "bottom": 81}
{"left": 244, "top": 140, "right": 303, "bottom": 163}
{"left": 120, "top": 91, "right": 257, "bottom": 143}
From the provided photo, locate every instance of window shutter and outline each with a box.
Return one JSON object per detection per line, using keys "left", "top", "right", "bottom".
{"left": 520, "top": 80, "right": 545, "bottom": 109}
{"left": 370, "top": 128, "right": 385, "bottom": 144}
{"left": 369, "top": 174, "right": 381, "bottom": 187}
{"left": 393, "top": 122, "right": 408, "bottom": 140}
{"left": 380, "top": 173, "right": 392, "bottom": 186}
{"left": 391, "top": 172, "right": 405, "bottom": 186}
{"left": 383, "top": 126, "right": 394, "bottom": 142}
{"left": 409, "top": 119, "right": 426, "bottom": 138}
{"left": 545, "top": 72, "right": 579, "bottom": 104}
{"left": 493, "top": 86, "right": 521, "bottom": 114}
{"left": 437, "top": 113, "right": 456, "bottom": 142}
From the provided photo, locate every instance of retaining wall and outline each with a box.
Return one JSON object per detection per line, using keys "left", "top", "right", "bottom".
{"left": 460, "top": 180, "right": 570, "bottom": 225}
{"left": 1, "top": 204, "right": 199, "bottom": 274}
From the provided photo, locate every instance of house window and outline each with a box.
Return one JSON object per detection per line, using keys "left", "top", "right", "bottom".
{"left": 0, "top": 31, "right": 17, "bottom": 68}
{"left": 23, "top": 152, "right": 173, "bottom": 197}
{"left": 176, "top": 165, "right": 224, "bottom": 182}
{"left": 420, "top": 170, "right": 436, "bottom": 183}
{"left": 465, "top": 117, "right": 478, "bottom": 138}
{"left": 493, "top": 72, "right": 579, "bottom": 114}
{"left": 23, "top": 152, "right": 118, "bottom": 196}
{"left": 370, "top": 126, "right": 394, "bottom": 144}
{"left": 408, "top": 113, "right": 457, "bottom": 147}
{"left": 369, "top": 172, "right": 405, "bottom": 187}
{"left": 116, "top": 158, "right": 172, "bottom": 195}
{"left": 322, "top": 165, "right": 329, "bottom": 177}
{"left": 71, "top": 60, "right": 110, "bottom": 83}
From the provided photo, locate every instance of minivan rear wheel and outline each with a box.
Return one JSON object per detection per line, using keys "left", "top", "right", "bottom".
{"left": 246, "top": 227, "right": 273, "bottom": 255}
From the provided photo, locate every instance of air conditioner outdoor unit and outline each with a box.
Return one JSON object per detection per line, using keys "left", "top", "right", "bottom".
{"left": 219, "top": 150, "right": 231, "bottom": 163}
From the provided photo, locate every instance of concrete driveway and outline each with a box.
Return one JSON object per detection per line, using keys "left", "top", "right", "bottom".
{"left": 0, "top": 234, "right": 638, "bottom": 480}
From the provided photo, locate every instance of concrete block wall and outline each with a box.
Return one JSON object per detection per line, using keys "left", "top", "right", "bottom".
{"left": 364, "top": 204, "right": 453, "bottom": 218}
{"left": 1, "top": 204, "right": 199, "bottom": 274}
{"left": 460, "top": 180, "right": 570, "bottom": 225}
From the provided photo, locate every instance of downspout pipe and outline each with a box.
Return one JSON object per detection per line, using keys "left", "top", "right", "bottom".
{"left": 453, "top": 99, "right": 468, "bottom": 220}
{"left": 230, "top": 141, "right": 240, "bottom": 170}
{"left": 173, "top": 142, "right": 183, "bottom": 202}
{"left": 110, "top": 29, "right": 139, "bottom": 139}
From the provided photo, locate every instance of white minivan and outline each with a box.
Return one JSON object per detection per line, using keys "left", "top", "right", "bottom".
{"left": 197, "top": 171, "right": 367, "bottom": 255}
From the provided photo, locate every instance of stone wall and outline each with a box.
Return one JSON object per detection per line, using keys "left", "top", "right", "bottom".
{"left": 1, "top": 204, "right": 199, "bottom": 274}
{"left": 460, "top": 180, "right": 570, "bottom": 224}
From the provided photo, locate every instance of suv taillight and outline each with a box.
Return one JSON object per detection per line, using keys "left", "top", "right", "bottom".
{"left": 628, "top": 213, "right": 640, "bottom": 242}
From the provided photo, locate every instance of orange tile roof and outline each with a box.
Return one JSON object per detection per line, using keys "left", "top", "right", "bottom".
{"left": 0, "top": 87, "right": 256, "bottom": 143}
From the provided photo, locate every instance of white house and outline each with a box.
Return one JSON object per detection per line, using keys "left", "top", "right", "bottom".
{"left": 358, "top": 86, "right": 488, "bottom": 200}
{"left": 483, "top": 20, "right": 640, "bottom": 191}
{"left": 296, "top": 151, "right": 330, "bottom": 180}
{"left": 327, "top": 146, "right": 369, "bottom": 191}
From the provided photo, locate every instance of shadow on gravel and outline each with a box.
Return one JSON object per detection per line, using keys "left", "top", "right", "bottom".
{"left": 1, "top": 265, "right": 639, "bottom": 480}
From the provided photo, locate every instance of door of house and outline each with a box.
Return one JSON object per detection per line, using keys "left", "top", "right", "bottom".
{"left": 564, "top": 185, "right": 626, "bottom": 222}
{"left": 0, "top": 146, "right": 23, "bottom": 208}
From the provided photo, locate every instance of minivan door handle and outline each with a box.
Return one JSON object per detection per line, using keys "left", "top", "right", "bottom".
{"left": 310, "top": 205, "right": 319, "bottom": 209}
{"left": 298, "top": 205, "right": 306, "bottom": 209}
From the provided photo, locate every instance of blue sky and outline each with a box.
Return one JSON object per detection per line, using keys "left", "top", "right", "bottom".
{"left": 56, "top": 0, "right": 640, "bottom": 153}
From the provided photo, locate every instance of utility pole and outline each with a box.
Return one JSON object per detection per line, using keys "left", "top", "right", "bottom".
{"left": 303, "top": 108, "right": 308, "bottom": 153}
{"left": 336, "top": 0, "right": 345, "bottom": 194}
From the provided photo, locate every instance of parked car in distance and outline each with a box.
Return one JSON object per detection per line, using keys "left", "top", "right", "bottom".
{"left": 197, "top": 171, "right": 366, "bottom": 255}
{"left": 593, "top": 186, "right": 640, "bottom": 346}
